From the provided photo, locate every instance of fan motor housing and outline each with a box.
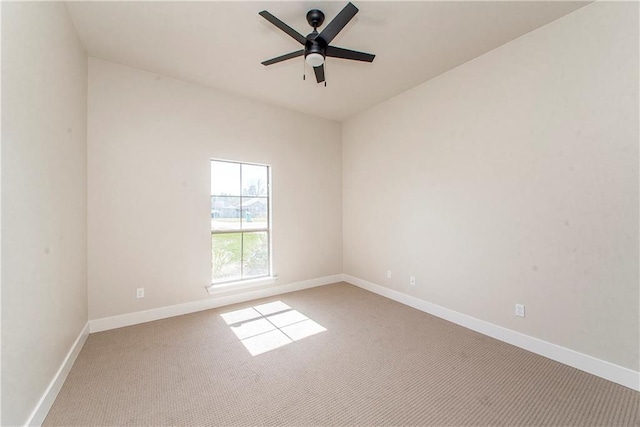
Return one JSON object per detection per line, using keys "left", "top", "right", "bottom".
{"left": 305, "top": 34, "right": 327, "bottom": 60}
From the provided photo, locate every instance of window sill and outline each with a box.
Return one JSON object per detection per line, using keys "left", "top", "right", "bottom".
{"left": 206, "top": 276, "right": 278, "bottom": 296}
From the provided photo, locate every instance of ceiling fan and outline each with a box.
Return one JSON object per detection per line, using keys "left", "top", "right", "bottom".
{"left": 259, "top": 2, "right": 375, "bottom": 85}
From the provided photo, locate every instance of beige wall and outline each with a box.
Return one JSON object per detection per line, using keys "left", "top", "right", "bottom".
{"left": 342, "top": 2, "right": 639, "bottom": 370}
{"left": 87, "top": 58, "right": 342, "bottom": 320}
{"left": 1, "top": 2, "right": 88, "bottom": 425}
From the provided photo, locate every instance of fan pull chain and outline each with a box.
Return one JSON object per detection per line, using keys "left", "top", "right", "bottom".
{"left": 302, "top": 57, "right": 306, "bottom": 80}
{"left": 324, "top": 61, "right": 327, "bottom": 87}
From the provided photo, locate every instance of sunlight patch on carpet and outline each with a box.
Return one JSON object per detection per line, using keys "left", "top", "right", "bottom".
{"left": 221, "top": 301, "right": 327, "bottom": 356}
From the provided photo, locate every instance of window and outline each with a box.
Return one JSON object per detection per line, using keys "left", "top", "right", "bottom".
{"left": 210, "top": 160, "right": 270, "bottom": 285}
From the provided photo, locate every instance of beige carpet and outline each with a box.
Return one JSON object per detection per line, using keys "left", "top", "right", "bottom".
{"left": 44, "top": 282, "right": 639, "bottom": 426}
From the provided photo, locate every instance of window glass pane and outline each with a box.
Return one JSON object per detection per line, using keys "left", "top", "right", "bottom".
{"left": 243, "top": 232, "right": 269, "bottom": 278}
{"left": 242, "top": 164, "right": 268, "bottom": 197}
{"left": 211, "top": 161, "right": 240, "bottom": 196}
{"left": 211, "top": 196, "right": 241, "bottom": 231}
{"left": 241, "top": 197, "right": 268, "bottom": 230}
{"left": 212, "top": 232, "right": 242, "bottom": 283}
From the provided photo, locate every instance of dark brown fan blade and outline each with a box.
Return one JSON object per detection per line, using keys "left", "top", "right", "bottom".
{"left": 259, "top": 11, "right": 307, "bottom": 45}
{"left": 318, "top": 2, "right": 358, "bottom": 45}
{"left": 262, "top": 50, "right": 304, "bottom": 66}
{"left": 314, "top": 64, "right": 325, "bottom": 83}
{"left": 326, "top": 46, "right": 375, "bottom": 62}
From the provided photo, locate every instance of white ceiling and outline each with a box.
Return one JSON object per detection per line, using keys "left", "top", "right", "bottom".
{"left": 66, "top": 1, "right": 588, "bottom": 122}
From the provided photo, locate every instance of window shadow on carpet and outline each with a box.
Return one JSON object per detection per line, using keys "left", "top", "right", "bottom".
{"left": 220, "top": 300, "right": 327, "bottom": 356}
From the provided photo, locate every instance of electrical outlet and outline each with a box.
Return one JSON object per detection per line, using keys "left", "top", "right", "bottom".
{"left": 515, "top": 303, "right": 525, "bottom": 317}
{"left": 136, "top": 288, "right": 144, "bottom": 299}
{"left": 387, "top": 270, "right": 392, "bottom": 278}
{"left": 409, "top": 276, "right": 416, "bottom": 286}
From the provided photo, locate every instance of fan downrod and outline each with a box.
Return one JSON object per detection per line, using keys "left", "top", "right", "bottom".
{"left": 306, "top": 9, "right": 325, "bottom": 29}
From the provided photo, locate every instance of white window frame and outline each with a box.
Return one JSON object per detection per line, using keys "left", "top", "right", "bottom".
{"left": 207, "top": 159, "right": 274, "bottom": 293}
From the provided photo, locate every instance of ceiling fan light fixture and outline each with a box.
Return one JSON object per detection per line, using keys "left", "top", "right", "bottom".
{"left": 260, "top": 2, "right": 375, "bottom": 84}
{"left": 305, "top": 52, "right": 325, "bottom": 67}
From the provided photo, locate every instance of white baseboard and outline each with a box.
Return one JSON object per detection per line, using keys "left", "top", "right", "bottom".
{"left": 89, "top": 274, "right": 343, "bottom": 333}
{"left": 344, "top": 274, "right": 640, "bottom": 392}
{"left": 25, "top": 322, "right": 90, "bottom": 427}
